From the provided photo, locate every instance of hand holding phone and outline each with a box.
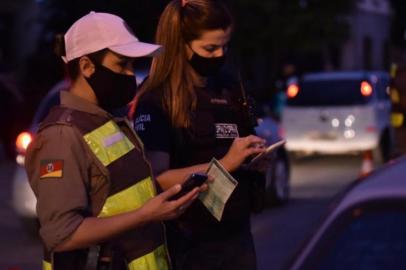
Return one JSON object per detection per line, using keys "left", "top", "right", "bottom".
{"left": 169, "top": 172, "right": 208, "bottom": 201}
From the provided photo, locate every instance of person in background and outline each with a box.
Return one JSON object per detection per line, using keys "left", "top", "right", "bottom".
{"left": 132, "top": 1, "right": 267, "bottom": 269}
{"left": 25, "top": 11, "right": 202, "bottom": 270}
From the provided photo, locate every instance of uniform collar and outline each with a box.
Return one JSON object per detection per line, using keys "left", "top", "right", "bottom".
{"left": 60, "top": 90, "right": 112, "bottom": 118}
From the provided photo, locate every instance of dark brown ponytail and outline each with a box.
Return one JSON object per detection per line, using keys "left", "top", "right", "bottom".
{"left": 136, "top": 0, "right": 233, "bottom": 128}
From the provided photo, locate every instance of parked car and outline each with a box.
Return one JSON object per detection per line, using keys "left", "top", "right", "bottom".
{"left": 282, "top": 71, "right": 393, "bottom": 162}
{"left": 255, "top": 116, "right": 290, "bottom": 205}
{"left": 286, "top": 155, "right": 406, "bottom": 270}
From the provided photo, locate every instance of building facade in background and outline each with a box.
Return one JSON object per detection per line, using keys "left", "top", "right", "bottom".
{"left": 341, "top": 0, "right": 392, "bottom": 70}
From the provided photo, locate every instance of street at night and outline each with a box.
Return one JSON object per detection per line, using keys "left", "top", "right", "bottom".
{"left": 0, "top": 155, "right": 363, "bottom": 269}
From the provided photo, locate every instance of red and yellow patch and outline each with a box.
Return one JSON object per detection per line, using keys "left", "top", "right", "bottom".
{"left": 40, "top": 160, "right": 64, "bottom": 179}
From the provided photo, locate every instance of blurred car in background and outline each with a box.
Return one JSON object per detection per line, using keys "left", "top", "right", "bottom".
{"left": 282, "top": 71, "right": 393, "bottom": 162}
{"left": 255, "top": 113, "right": 290, "bottom": 205}
{"left": 286, "top": 155, "right": 406, "bottom": 270}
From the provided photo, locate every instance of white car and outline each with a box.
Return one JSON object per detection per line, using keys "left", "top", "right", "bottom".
{"left": 287, "top": 155, "right": 406, "bottom": 270}
{"left": 282, "top": 71, "right": 393, "bottom": 162}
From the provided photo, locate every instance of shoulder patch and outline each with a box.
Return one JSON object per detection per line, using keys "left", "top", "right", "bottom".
{"left": 40, "top": 160, "right": 64, "bottom": 179}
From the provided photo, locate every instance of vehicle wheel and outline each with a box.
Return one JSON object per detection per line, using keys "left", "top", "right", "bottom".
{"left": 265, "top": 155, "right": 290, "bottom": 205}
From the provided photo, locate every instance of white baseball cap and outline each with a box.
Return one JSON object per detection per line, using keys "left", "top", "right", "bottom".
{"left": 62, "top": 11, "right": 161, "bottom": 63}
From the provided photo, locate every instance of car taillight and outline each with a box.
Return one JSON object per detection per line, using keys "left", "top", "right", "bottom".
{"left": 287, "top": 84, "right": 299, "bottom": 98}
{"left": 360, "top": 81, "right": 373, "bottom": 96}
{"left": 16, "top": 132, "right": 33, "bottom": 153}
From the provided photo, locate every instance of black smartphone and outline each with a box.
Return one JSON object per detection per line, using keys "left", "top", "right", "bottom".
{"left": 169, "top": 172, "right": 208, "bottom": 200}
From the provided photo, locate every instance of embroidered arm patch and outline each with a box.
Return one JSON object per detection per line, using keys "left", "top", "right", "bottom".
{"left": 40, "top": 160, "right": 64, "bottom": 179}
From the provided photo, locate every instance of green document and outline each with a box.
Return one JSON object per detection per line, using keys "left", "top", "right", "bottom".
{"left": 199, "top": 158, "right": 238, "bottom": 221}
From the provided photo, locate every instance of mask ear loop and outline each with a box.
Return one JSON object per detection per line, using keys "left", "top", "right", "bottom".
{"left": 185, "top": 42, "right": 200, "bottom": 61}
{"left": 186, "top": 43, "right": 196, "bottom": 54}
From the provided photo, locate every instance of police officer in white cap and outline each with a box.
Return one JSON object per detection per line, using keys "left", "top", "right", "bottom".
{"left": 25, "top": 11, "right": 203, "bottom": 270}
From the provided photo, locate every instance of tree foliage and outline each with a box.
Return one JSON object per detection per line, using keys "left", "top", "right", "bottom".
{"left": 231, "top": 0, "right": 352, "bottom": 52}
{"left": 227, "top": 0, "right": 353, "bottom": 88}
{"left": 40, "top": 0, "right": 354, "bottom": 96}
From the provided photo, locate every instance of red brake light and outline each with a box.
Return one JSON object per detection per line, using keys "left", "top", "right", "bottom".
{"left": 16, "top": 132, "right": 33, "bottom": 152}
{"left": 360, "top": 81, "right": 373, "bottom": 96}
{"left": 287, "top": 84, "right": 299, "bottom": 98}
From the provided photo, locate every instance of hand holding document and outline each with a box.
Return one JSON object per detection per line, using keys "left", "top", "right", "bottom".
{"left": 199, "top": 158, "right": 238, "bottom": 221}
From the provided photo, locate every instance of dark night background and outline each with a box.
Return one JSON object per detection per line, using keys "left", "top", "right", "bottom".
{"left": 0, "top": 0, "right": 405, "bottom": 158}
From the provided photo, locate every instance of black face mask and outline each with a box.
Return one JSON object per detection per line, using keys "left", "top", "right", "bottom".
{"left": 189, "top": 51, "right": 225, "bottom": 77}
{"left": 86, "top": 63, "right": 137, "bottom": 111}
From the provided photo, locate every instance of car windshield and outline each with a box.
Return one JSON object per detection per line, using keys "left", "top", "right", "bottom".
{"left": 299, "top": 200, "right": 406, "bottom": 270}
{"left": 287, "top": 79, "right": 372, "bottom": 107}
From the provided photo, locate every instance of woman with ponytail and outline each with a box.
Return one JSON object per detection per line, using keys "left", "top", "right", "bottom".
{"left": 133, "top": 1, "right": 265, "bottom": 269}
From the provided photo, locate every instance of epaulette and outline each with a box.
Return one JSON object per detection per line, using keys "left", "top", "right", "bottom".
{"left": 37, "top": 106, "right": 74, "bottom": 132}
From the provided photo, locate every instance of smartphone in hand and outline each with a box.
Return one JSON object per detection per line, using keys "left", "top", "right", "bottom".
{"left": 169, "top": 172, "right": 208, "bottom": 200}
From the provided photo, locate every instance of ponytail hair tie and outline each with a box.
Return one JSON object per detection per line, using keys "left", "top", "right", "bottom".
{"left": 181, "top": 0, "right": 188, "bottom": 7}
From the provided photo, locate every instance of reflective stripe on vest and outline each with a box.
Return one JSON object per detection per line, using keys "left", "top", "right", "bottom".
{"left": 40, "top": 108, "right": 168, "bottom": 270}
{"left": 84, "top": 120, "right": 168, "bottom": 270}
{"left": 83, "top": 120, "right": 135, "bottom": 166}
{"left": 43, "top": 260, "right": 52, "bottom": 270}
{"left": 98, "top": 176, "right": 155, "bottom": 217}
{"left": 128, "top": 245, "right": 167, "bottom": 270}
